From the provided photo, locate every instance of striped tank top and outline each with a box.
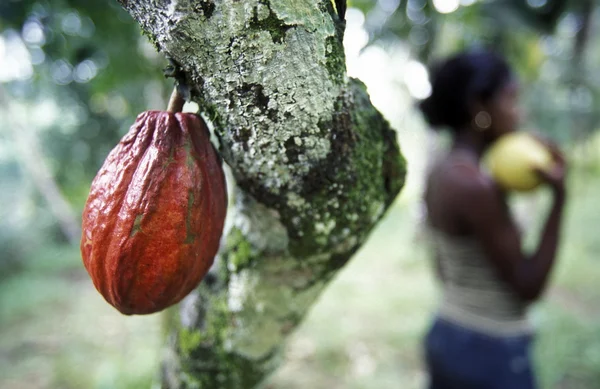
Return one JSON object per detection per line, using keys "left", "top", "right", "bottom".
{"left": 428, "top": 229, "right": 532, "bottom": 336}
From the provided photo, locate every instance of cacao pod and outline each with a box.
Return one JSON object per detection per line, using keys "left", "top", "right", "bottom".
{"left": 484, "top": 132, "right": 553, "bottom": 192}
{"left": 81, "top": 111, "right": 227, "bottom": 315}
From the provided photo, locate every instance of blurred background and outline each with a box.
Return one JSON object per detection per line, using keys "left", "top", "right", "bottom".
{"left": 1, "top": 0, "right": 599, "bottom": 388}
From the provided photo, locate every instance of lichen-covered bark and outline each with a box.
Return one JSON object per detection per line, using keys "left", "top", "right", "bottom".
{"left": 118, "top": 1, "right": 406, "bottom": 388}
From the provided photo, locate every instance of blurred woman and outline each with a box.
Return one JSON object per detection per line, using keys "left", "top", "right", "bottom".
{"left": 419, "top": 50, "right": 567, "bottom": 389}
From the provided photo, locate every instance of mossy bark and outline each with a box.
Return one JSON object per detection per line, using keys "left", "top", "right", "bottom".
{"left": 118, "top": 1, "right": 406, "bottom": 388}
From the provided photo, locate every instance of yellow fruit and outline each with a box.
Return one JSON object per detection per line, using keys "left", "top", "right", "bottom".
{"left": 484, "top": 132, "right": 554, "bottom": 192}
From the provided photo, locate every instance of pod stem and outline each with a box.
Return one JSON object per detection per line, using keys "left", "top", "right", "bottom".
{"left": 167, "top": 87, "right": 185, "bottom": 113}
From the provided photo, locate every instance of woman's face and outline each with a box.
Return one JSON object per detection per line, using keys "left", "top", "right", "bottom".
{"left": 485, "top": 81, "right": 522, "bottom": 138}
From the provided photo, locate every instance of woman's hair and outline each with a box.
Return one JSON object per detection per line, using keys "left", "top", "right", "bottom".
{"left": 419, "top": 50, "right": 513, "bottom": 131}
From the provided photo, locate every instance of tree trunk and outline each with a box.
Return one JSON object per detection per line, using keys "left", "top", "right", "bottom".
{"left": 117, "top": 1, "right": 406, "bottom": 388}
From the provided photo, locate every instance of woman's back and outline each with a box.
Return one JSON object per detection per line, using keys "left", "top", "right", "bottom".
{"left": 429, "top": 229, "right": 530, "bottom": 335}
{"left": 425, "top": 153, "right": 531, "bottom": 335}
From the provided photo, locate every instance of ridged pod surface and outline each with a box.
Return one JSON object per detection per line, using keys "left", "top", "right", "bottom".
{"left": 81, "top": 111, "right": 227, "bottom": 315}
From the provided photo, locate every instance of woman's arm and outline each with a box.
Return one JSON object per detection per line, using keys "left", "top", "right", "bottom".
{"left": 516, "top": 189, "right": 565, "bottom": 299}
{"left": 456, "top": 150, "right": 566, "bottom": 302}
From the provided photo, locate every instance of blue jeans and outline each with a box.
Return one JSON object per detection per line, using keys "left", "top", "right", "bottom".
{"left": 424, "top": 317, "right": 537, "bottom": 389}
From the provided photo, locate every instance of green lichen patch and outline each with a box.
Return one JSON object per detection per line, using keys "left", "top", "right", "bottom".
{"left": 223, "top": 78, "right": 406, "bottom": 264}
{"left": 278, "top": 79, "right": 406, "bottom": 259}
{"left": 192, "top": 0, "right": 215, "bottom": 19}
{"left": 225, "top": 227, "right": 254, "bottom": 271}
{"left": 350, "top": 80, "right": 407, "bottom": 207}
{"left": 172, "top": 282, "right": 282, "bottom": 389}
{"left": 324, "top": 35, "right": 346, "bottom": 84}
{"left": 249, "top": 1, "right": 297, "bottom": 44}
{"left": 227, "top": 83, "right": 278, "bottom": 125}
{"left": 180, "top": 344, "right": 280, "bottom": 389}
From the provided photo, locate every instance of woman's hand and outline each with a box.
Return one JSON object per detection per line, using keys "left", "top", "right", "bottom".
{"left": 533, "top": 137, "right": 567, "bottom": 197}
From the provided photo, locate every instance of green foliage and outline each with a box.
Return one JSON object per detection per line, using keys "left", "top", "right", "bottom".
{"left": 353, "top": 0, "right": 599, "bottom": 143}
{"left": 0, "top": 0, "right": 171, "bottom": 265}
{"left": 483, "top": 0, "right": 569, "bottom": 34}
{"left": 33, "top": 0, "right": 167, "bottom": 185}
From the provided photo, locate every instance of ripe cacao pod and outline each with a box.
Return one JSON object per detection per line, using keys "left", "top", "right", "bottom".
{"left": 81, "top": 111, "right": 227, "bottom": 315}
{"left": 484, "top": 132, "right": 553, "bottom": 192}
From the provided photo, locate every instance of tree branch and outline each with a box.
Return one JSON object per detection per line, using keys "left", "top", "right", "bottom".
{"left": 118, "top": 1, "right": 406, "bottom": 387}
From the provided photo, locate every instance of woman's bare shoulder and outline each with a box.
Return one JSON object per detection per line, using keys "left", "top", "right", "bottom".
{"left": 427, "top": 159, "right": 505, "bottom": 229}
{"left": 430, "top": 152, "right": 496, "bottom": 196}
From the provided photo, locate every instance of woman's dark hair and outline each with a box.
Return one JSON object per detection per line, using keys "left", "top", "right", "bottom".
{"left": 419, "top": 50, "right": 513, "bottom": 131}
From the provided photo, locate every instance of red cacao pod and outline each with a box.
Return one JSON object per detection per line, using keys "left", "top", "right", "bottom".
{"left": 81, "top": 111, "right": 227, "bottom": 315}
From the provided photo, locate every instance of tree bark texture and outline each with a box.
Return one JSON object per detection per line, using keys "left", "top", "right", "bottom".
{"left": 117, "top": 1, "right": 406, "bottom": 388}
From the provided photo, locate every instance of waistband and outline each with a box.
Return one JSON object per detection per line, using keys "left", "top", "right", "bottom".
{"left": 437, "top": 300, "right": 533, "bottom": 337}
